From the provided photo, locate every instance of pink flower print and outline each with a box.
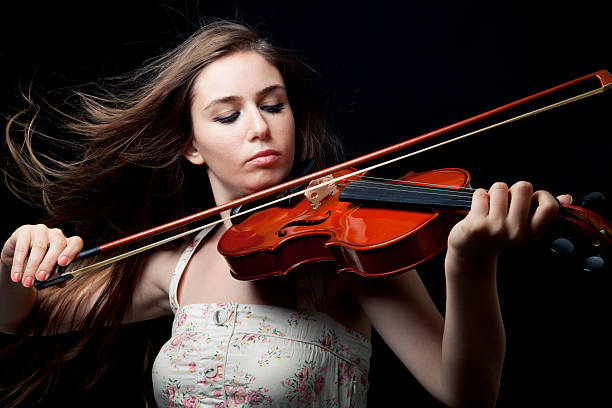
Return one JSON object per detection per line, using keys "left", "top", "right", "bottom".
{"left": 288, "top": 312, "right": 300, "bottom": 327}
{"left": 163, "top": 383, "right": 178, "bottom": 403}
{"left": 314, "top": 375, "right": 325, "bottom": 394}
{"left": 188, "top": 361, "right": 196, "bottom": 373}
{"left": 182, "top": 394, "right": 198, "bottom": 408}
{"left": 176, "top": 312, "right": 187, "bottom": 328}
{"left": 230, "top": 387, "right": 248, "bottom": 404}
{"left": 337, "top": 361, "right": 355, "bottom": 386}
{"left": 213, "top": 389, "right": 223, "bottom": 398}
{"left": 337, "top": 342, "right": 350, "bottom": 358}
{"left": 187, "top": 237, "right": 201, "bottom": 249}
{"left": 319, "top": 336, "right": 333, "bottom": 348}
{"left": 258, "top": 346, "right": 283, "bottom": 367}
{"left": 361, "top": 371, "right": 368, "bottom": 386}
{"left": 247, "top": 390, "right": 267, "bottom": 405}
{"left": 297, "top": 365, "right": 312, "bottom": 384}
{"left": 298, "top": 387, "right": 313, "bottom": 404}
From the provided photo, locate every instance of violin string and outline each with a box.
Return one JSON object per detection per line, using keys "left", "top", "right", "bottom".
{"left": 347, "top": 183, "right": 475, "bottom": 203}
{"left": 353, "top": 178, "right": 476, "bottom": 196}
{"left": 352, "top": 180, "right": 475, "bottom": 200}
{"left": 338, "top": 177, "right": 477, "bottom": 208}
{"left": 357, "top": 176, "right": 478, "bottom": 192}
{"left": 343, "top": 184, "right": 474, "bottom": 207}
{"left": 56, "top": 86, "right": 604, "bottom": 281}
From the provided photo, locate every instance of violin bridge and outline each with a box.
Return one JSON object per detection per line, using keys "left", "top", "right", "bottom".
{"left": 305, "top": 175, "right": 338, "bottom": 209}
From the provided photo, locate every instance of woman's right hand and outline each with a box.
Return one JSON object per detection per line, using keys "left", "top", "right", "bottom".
{"left": 1, "top": 224, "right": 83, "bottom": 288}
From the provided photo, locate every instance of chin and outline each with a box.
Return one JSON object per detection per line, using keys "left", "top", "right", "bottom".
{"left": 246, "top": 170, "right": 288, "bottom": 193}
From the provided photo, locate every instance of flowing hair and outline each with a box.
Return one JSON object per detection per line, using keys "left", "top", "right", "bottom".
{"left": 1, "top": 20, "right": 343, "bottom": 406}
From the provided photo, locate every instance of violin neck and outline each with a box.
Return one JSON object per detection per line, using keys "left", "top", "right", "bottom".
{"left": 339, "top": 179, "right": 473, "bottom": 211}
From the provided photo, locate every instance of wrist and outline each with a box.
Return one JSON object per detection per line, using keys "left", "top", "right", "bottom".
{"left": 445, "top": 246, "right": 498, "bottom": 283}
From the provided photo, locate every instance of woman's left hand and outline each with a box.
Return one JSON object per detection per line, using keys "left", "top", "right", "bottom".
{"left": 447, "top": 181, "right": 562, "bottom": 264}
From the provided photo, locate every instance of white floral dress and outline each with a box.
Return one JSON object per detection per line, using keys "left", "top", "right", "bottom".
{"left": 152, "top": 226, "right": 372, "bottom": 407}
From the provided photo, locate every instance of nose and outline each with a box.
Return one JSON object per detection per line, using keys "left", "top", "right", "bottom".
{"left": 246, "top": 106, "right": 270, "bottom": 142}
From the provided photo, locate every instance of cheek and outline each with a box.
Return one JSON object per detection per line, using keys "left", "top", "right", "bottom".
{"left": 191, "top": 122, "right": 237, "bottom": 163}
{"left": 279, "top": 113, "right": 296, "bottom": 149}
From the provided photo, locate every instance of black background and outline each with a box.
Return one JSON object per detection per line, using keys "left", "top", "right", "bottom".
{"left": 1, "top": 1, "right": 611, "bottom": 406}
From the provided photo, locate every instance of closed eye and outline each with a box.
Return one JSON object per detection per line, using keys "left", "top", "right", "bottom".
{"left": 260, "top": 103, "right": 285, "bottom": 113}
{"left": 213, "top": 112, "right": 240, "bottom": 124}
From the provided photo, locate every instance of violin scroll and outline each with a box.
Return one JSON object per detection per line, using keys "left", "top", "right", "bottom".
{"left": 548, "top": 192, "right": 612, "bottom": 272}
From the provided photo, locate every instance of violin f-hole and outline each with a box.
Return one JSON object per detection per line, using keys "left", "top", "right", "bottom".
{"left": 278, "top": 211, "right": 332, "bottom": 237}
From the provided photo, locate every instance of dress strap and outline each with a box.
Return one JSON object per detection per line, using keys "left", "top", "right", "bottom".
{"left": 168, "top": 225, "right": 216, "bottom": 314}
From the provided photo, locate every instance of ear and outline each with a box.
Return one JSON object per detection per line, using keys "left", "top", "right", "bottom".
{"left": 183, "top": 142, "right": 205, "bottom": 165}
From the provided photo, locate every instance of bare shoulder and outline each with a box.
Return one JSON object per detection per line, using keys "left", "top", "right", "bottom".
{"left": 123, "top": 244, "right": 185, "bottom": 323}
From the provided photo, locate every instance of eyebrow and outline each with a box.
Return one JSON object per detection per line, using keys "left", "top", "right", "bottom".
{"left": 204, "top": 84, "right": 286, "bottom": 111}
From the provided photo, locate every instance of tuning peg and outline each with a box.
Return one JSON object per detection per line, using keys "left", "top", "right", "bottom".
{"left": 579, "top": 192, "right": 608, "bottom": 218}
{"left": 550, "top": 237, "right": 576, "bottom": 257}
{"left": 582, "top": 251, "right": 608, "bottom": 272}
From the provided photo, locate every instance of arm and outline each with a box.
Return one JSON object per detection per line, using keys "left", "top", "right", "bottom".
{"left": 1, "top": 224, "right": 174, "bottom": 334}
{"left": 354, "top": 181, "right": 560, "bottom": 407}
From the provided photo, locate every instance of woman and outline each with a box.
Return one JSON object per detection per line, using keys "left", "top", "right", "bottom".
{"left": 1, "top": 20, "right": 565, "bottom": 407}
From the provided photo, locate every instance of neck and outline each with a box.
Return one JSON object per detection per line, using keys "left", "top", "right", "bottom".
{"left": 339, "top": 179, "right": 473, "bottom": 211}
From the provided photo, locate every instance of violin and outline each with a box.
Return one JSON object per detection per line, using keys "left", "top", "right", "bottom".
{"left": 218, "top": 167, "right": 612, "bottom": 280}
{"left": 34, "top": 70, "right": 612, "bottom": 289}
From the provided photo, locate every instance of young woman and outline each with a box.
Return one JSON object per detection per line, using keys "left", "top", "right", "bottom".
{"left": 1, "top": 20, "right": 567, "bottom": 407}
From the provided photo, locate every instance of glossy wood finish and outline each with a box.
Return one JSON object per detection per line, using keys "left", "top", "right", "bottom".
{"left": 218, "top": 168, "right": 470, "bottom": 280}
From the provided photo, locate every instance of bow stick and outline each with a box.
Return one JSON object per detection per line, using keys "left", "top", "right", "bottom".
{"left": 34, "top": 70, "right": 612, "bottom": 289}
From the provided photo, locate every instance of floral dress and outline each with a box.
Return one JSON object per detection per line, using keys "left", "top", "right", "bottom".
{"left": 152, "top": 227, "right": 372, "bottom": 407}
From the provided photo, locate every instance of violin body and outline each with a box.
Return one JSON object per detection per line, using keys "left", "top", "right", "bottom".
{"left": 218, "top": 168, "right": 470, "bottom": 280}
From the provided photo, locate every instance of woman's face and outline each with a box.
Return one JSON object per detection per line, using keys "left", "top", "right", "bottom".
{"left": 186, "top": 51, "right": 296, "bottom": 204}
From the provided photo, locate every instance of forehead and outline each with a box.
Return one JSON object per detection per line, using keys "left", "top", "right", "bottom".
{"left": 192, "top": 51, "right": 285, "bottom": 104}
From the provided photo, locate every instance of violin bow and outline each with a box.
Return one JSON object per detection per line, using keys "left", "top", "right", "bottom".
{"left": 34, "top": 70, "right": 612, "bottom": 289}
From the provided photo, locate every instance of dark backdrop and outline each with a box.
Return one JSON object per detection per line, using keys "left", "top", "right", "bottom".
{"left": 1, "top": 1, "right": 611, "bottom": 406}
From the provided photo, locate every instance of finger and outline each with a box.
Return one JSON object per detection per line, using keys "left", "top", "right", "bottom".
{"left": 22, "top": 225, "right": 49, "bottom": 288}
{"left": 22, "top": 225, "right": 51, "bottom": 287}
{"left": 9, "top": 227, "right": 33, "bottom": 283}
{"left": 59, "top": 236, "right": 84, "bottom": 266}
{"left": 507, "top": 181, "right": 534, "bottom": 238}
{"left": 35, "top": 229, "right": 67, "bottom": 281}
{"left": 488, "top": 182, "right": 509, "bottom": 220}
{"left": 529, "top": 190, "right": 560, "bottom": 238}
{"left": 556, "top": 194, "right": 573, "bottom": 206}
{"left": 1, "top": 232, "right": 17, "bottom": 268}
{"left": 470, "top": 188, "right": 490, "bottom": 217}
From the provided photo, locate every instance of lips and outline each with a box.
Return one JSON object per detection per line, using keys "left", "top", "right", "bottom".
{"left": 246, "top": 149, "right": 281, "bottom": 165}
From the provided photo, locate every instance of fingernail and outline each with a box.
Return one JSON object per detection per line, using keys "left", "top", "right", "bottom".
{"left": 23, "top": 276, "right": 33, "bottom": 287}
{"left": 11, "top": 272, "right": 21, "bottom": 282}
{"left": 36, "top": 270, "right": 47, "bottom": 281}
{"left": 59, "top": 256, "right": 68, "bottom": 266}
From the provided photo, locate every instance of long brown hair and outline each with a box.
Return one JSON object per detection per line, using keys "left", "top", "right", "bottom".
{"left": 1, "top": 20, "right": 343, "bottom": 406}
